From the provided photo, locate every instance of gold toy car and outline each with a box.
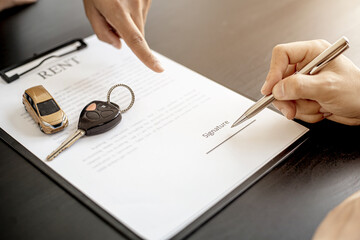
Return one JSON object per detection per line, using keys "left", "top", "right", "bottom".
{"left": 22, "top": 85, "right": 68, "bottom": 134}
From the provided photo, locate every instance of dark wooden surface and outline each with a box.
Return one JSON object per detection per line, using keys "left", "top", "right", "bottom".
{"left": 1, "top": 0, "right": 360, "bottom": 239}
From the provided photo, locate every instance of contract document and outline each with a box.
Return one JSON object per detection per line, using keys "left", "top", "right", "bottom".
{"left": 0, "top": 35, "right": 308, "bottom": 240}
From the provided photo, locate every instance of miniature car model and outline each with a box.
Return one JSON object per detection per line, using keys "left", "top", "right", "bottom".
{"left": 22, "top": 85, "right": 68, "bottom": 134}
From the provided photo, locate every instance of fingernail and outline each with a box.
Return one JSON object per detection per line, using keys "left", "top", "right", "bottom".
{"left": 154, "top": 61, "right": 164, "bottom": 72}
{"left": 319, "top": 107, "right": 326, "bottom": 113}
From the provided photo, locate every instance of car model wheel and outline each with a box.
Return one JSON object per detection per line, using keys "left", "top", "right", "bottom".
{"left": 38, "top": 123, "right": 44, "bottom": 133}
{"left": 22, "top": 102, "right": 27, "bottom": 112}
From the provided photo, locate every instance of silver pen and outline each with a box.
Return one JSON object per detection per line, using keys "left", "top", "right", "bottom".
{"left": 231, "top": 36, "right": 350, "bottom": 128}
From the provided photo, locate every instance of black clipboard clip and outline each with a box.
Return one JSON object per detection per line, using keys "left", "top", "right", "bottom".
{"left": 0, "top": 39, "right": 87, "bottom": 83}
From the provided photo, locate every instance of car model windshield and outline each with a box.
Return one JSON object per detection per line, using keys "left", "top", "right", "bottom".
{"left": 37, "top": 99, "right": 60, "bottom": 116}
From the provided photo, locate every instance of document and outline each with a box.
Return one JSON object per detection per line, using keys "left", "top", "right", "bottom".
{"left": 0, "top": 35, "right": 308, "bottom": 240}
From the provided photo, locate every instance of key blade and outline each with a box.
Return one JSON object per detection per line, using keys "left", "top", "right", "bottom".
{"left": 46, "top": 129, "right": 85, "bottom": 161}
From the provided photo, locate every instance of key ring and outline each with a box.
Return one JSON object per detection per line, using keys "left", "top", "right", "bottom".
{"left": 107, "top": 84, "right": 135, "bottom": 113}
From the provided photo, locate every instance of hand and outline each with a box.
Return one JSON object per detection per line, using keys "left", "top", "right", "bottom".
{"left": 83, "top": 0, "right": 164, "bottom": 73}
{"left": 0, "top": 0, "right": 36, "bottom": 11}
{"left": 261, "top": 39, "right": 360, "bottom": 125}
{"left": 312, "top": 190, "right": 360, "bottom": 240}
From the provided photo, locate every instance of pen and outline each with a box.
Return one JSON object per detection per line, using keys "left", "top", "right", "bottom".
{"left": 231, "top": 36, "right": 350, "bottom": 128}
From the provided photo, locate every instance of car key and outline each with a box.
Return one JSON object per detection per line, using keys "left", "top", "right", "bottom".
{"left": 47, "top": 84, "right": 135, "bottom": 161}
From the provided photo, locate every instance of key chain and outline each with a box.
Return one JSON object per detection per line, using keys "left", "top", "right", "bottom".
{"left": 47, "top": 84, "right": 135, "bottom": 161}
{"left": 106, "top": 83, "right": 135, "bottom": 113}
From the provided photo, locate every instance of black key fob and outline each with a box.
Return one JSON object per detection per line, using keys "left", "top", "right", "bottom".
{"left": 78, "top": 101, "right": 122, "bottom": 136}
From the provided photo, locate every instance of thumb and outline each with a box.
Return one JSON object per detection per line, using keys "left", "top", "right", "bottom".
{"left": 272, "top": 74, "right": 323, "bottom": 101}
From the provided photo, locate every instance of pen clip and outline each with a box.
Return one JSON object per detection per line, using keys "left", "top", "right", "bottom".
{"left": 310, "top": 44, "right": 349, "bottom": 75}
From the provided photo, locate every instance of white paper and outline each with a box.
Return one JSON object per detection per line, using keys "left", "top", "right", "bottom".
{"left": 0, "top": 35, "right": 308, "bottom": 240}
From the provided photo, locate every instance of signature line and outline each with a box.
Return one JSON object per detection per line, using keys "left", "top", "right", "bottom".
{"left": 206, "top": 119, "right": 256, "bottom": 154}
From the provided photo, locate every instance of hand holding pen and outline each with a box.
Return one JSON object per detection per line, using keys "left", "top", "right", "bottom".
{"left": 233, "top": 37, "right": 360, "bottom": 126}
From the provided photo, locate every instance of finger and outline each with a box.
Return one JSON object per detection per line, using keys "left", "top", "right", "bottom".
{"left": 272, "top": 100, "right": 296, "bottom": 119}
{"left": 130, "top": 0, "right": 146, "bottom": 35}
{"left": 1, "top": 0, "right": 36, "bottom": 10}
{"left": 313, "top": 203, "right": 355, "bottom": 240}
{"left": 295, "top": 99, "right": 321, "bottom": 115}
{"left": 142, "top": 0, "right": 152, "bottom": 23}
{"left": 14, "top": 0, "right": 37, "bottom": 4}
{"left": 131, "top": 11, "right": 145, "bottom": 35}
{"left": 261, "top": 40, "right": 330, "bottom": 95}
{"left": 283, "top": 64, "right": 296, "bottom": 78}
{"left": 272, "top": 99, "right": 323, "bottom": 123}
{"left": 108, "top": 23, "right": 121, "bottom": 38}
{"left": 294, "top": 114, "right": 324, "bottom": 123}
{"left": 272, "top": 73, "right": 326, "bottom": 101}
{"left": 111, "top": 13, "right": 164, "bottom": 72}
{"left": 260, "top": 63, "right": 295, "bottom": 95}
{"left": 326, "top": 115, "right": 360, "bottom": 126}
{"left": 85, "top": 4, "right": 121, "bottom": 49}
{"left": 345, "top": 191, "right": 360, "bottom": 202}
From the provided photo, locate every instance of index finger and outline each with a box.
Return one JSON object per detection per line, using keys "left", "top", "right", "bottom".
{"left": 110, "top": 13, "right": 164, "bottom": 73}
{"left": 261, "top": 40, "right": 330, "bottom": 95}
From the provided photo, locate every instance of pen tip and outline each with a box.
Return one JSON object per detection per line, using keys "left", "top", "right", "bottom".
{"left": 231, "top": 115, "right": 247, "bottom": 128}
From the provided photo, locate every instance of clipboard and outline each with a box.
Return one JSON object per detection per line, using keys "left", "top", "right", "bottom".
{"left": 0, "top": 38, "right": 310, "bottom": 239}
{"left": 0, "top": 38, "right": 87, "bottom": 83}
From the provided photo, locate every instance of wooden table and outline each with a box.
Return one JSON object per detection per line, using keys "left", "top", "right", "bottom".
{"left": 1, "top": 0, "right": 360, "bottom": 239}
